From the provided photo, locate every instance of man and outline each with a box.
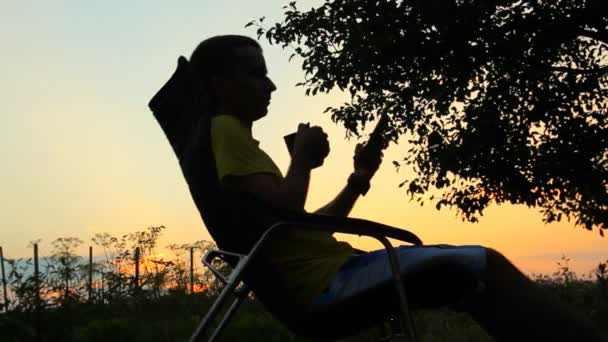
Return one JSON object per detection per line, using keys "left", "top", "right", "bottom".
{"left": 186, "top": 35, "right": 606, "bottom": 341}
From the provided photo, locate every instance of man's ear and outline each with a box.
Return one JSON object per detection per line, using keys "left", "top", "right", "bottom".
{"left": 205, "top": 75, "right": 222, "bottom": 101}
{"left": 209, "top": 75, "right": 232, "bottom": 95}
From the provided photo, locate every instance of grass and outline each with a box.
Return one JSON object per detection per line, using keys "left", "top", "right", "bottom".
{"left": 1, "top": 273, "right": 606, "bottom": 342}
{"left": 1, "top": 230, "right": 605, "bottom": 341}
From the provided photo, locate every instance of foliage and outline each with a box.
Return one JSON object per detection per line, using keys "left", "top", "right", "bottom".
{"left": 251, "top": 0, "right": 608, "bottom": 234}
{"left": 6, "top": 257, "right": 43, "bottom": 312}
{"left": 90, "top": 226, "right": 218, "bottom": 302}
{"left": 1, "top": 241, "right": 607, "bottom": 340}
{"left": 533, "top": 258, "right": 608, "bottom": 325}
{"left": 47, "top": 237, "right": 84, "bottom": 307}
{"left": 3, "top": 227, "right": 218, "bottom": 314}
{"left": 91, "top": 231, "right": 133, "bottom": 302}
{"left": 2, "top": 229, "right": 606, "bottom": 340}
{"left": 166, "top": 240, "right": 218, "bottom": 294}
{"left": 1, "top": 261, "right": 607, "bottom": 341}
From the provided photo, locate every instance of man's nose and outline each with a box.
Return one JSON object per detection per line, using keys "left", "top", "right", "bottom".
{"left": 267, "top": 77, "right": 277, "bottom": 92}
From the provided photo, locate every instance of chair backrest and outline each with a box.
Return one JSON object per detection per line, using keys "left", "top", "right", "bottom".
{"left": 148, "top": 57, "right": 238, "bottom": 252}
{"left": 149, "top": 57, "right": 289, "bottom": 256}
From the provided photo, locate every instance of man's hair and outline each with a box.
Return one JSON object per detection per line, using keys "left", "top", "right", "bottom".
{"left": 189, "top": 35, "right": 261, "bottom": 114}
{"left": 190, "top": 35, "right": 261, "bottom": 83}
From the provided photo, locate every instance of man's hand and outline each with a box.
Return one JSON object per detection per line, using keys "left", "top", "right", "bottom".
{"left": 353, "top": 142, "right": 383, "bottom": 179}
{"left": 315, "top": 118, "right": 389, "bottom": 214}
{"left": 292, "top": 123, "right": 330, "bottom": 169}
{"left": 346, "top": 142, "right": 384, "bottom": 196}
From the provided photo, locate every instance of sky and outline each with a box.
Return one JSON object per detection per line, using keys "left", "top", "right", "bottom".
{"left": 0, "top": 1, "right": 606, "bottom": 277}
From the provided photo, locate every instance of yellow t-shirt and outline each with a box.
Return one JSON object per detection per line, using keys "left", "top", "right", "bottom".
{"left": 210, "top": 114, "right": 354, "bottom": 306}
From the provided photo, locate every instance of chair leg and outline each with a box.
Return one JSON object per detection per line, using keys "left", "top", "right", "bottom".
{"left": 376, "top": 236, "right": 417, "bottom": 342}
{"left": 377, "top": 317, "right": 410, "bottom": 342}
{"left": 208, "top": 285, "right": 249, "bottom": 342}
{"left": 189, "top": 277, "right": 244, "bottom": 342}
{"left": 378, "top": 320, "right": 393, "bottom": 342}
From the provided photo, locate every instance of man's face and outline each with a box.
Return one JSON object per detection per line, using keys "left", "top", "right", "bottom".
{"left": 214, "top": 45, "right": 277, "bottom": 122}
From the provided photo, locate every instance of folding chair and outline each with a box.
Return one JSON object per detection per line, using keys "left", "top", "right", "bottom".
{"left": 149, "top": 56, "right": 424, "bottom": 342}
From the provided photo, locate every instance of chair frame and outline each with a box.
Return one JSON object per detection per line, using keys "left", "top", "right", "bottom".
{"left": 148, "top": 55, "right": 423, "bottom": 342}
{"left": 189, "top": 217, "right": 423, "bottom": 342}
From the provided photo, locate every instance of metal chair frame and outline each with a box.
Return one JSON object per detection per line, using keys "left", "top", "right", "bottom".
{"left": 147, "top": 55, "right": 422, "bottom": 342}
{"left": 189, "top": 219, "right": 421, "bottom": 342}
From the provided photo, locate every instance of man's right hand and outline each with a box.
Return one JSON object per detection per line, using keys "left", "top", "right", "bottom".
{"left": 292, "top": 123, "right": 330, "bottom": 169}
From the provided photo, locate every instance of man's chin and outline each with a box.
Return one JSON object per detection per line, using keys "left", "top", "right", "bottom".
{"left": 251, "top": 109, "right": 268, "bottom": 122}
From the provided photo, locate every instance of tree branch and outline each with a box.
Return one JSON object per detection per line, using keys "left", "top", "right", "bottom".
{"left": 550, "top": 66, "right": 608, "bottom": 75}
{"left": 580, "top": 29, "right": 608, "bottom": 45}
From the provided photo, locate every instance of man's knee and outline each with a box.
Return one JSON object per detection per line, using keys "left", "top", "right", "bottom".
{"left": 484, "top": 247, "right": 506, "bottom": 267}
{"left": 482, "top": 247, "right": 529, "bottom": 286}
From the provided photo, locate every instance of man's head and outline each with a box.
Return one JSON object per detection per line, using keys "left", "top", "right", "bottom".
{"left": 190, "top": 35, "right": 276, "bottom": 122}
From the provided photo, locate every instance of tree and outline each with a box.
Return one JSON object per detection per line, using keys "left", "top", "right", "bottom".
{"left": 48, "top": 237, "right": 84, "bottom": 307}
{"left": 166, "top": 240, "right": 217, "bottom": 294}
{"left": 92, "top": 226, "right": 172, "bottom": 301}
{"left": 252, "top": 0, "right": 608, "bottom": 234}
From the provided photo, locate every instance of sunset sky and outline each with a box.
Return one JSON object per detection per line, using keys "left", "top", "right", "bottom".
{"left": 1, "top": 1, "right": 606, "bottom": 276}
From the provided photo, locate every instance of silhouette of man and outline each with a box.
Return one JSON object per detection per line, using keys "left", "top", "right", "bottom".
{"left": 186, "top": 35, "right": 606, "bottom": 341}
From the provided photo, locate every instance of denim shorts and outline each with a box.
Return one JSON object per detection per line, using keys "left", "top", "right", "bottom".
{"left": 308, "top": 244, "right": 487, "bottom": 311}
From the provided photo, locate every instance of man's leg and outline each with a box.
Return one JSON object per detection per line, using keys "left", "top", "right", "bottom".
{"left": 462, "top": 248, "right": 607, "bottom": 341}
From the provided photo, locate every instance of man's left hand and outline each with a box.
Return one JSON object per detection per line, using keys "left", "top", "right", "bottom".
{"left": 353, "top": 142, "right": 383, "bottom": 179}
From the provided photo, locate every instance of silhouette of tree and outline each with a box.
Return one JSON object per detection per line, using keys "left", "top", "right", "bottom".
{"left": 48, "top": 237, "right": 84, "bottom": 307}
{"left": 252, "top": 0, "right": 608, "bottom": 234}
{"left": 166, "top": 240, "right": 216, "bottom": 293}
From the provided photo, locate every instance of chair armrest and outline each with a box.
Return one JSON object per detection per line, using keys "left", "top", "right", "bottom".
{"left": 241, "top": 211, "right": 420, "bottom": 340}
{"left": 271, "top": 211, "right": 423, "bottom": 246}
{"left": 202, "top": 249, "right": 243, "bottom": 284}
{"left": 353, "top": 248, "right": 366, "bottom": 255}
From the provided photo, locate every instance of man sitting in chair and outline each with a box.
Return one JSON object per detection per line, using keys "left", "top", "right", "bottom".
{"left": 187, "top": 35, "right": 606, "bottom": 341}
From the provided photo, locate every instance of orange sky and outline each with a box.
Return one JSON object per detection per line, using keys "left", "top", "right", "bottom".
{"left": 0, "top": 1, "right": 605, "bottom": 278}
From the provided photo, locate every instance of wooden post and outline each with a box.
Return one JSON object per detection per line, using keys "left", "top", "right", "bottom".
{"left": 33, "top": 243, "right": 41, "bottom": 341}
{"left": 190, "top": 247, "right": 194, "bottom": 294}
{"left": 134, "top": 247, "right": 140, "bottom": 293}
{"left": 33, "top": 243, "right": 40, "bottom": 312}
{"left": 88, "top": 246, "right": 93, "bottom": 302}
{"left": 0, "top": 247, "right": 8, "bottom": 311}
{"left": 100, "top": 269, "right": 105, "bottom": 304}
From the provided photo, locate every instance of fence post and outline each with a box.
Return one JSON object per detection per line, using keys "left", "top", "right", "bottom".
{"left": 190, "top": 247, "right": 194, "bottom": 294}
{"left": 134, "top": 247, "right": 140, "bottom": 294}
{"left": 33, "top": 243, "right": 41, "bottom": 341}
{"left": 88, "top": 246, "right": 93, "bottom": 303}
{"left": 0, "top": 247, "right": 8, "bottom": 311}
{"left": 33, "top": 243, "right": 40, "bottom": 312}
{"left": 100, "top": 269, "right": 105, "bottom": 304}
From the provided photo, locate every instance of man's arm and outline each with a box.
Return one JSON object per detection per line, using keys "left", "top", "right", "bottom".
{"left": 314, "top": 170, "right": 372, "bottom": 217}
{"left": 223, "top": 124, "right": 329, "bottom": 212}
{"left": 223, "top": 157, "right": 312, "bottom": 212}
{"left": 314, "top": 137, "right": 384, "bottom": 217}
